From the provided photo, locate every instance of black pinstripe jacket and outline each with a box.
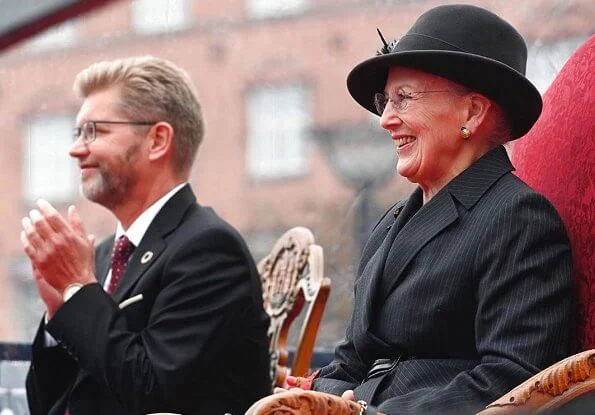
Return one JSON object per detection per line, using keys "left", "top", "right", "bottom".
{"left": 313, "top": 146, "right": 572, "bottom": 414}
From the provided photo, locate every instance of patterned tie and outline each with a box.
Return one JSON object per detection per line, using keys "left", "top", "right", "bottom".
{"left": 64, "top": 236, "right": 135, "bottom": 414}
{"left": 107, "top": 235, "right": 135, "bottom": 295}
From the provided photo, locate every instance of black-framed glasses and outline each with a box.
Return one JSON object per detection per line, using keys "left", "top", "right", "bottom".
{"left": 373, "top": 90, "right": 450, "bottom": 115}
{"left": 72, "top": 120, "right": 157, "bottom": 145}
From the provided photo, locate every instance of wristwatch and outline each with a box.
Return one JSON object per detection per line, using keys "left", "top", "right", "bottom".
{"left": 62, "top": 283, "right": 84, "bottom": 302}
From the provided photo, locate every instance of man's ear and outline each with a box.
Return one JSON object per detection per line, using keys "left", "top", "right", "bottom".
{"left": 148, "top": 122, "right": 174, "bottom": 161}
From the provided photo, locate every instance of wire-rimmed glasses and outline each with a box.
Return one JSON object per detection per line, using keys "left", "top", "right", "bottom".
{"left": 73, "top": 120, "right": 157, "bottom": 145}
{"left": 373, "top": 90, "right": 450, "bottom": 115}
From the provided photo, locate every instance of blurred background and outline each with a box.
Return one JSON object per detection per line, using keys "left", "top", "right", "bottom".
{"left": 0, "top": 0, "right": 592, "bottom": 349}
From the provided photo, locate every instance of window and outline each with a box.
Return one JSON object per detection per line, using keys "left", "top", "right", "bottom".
{"left": 24, "top": 115, "right": 78, "bottom": 203}
{"left": 26, "top": 21, "right": 76, "bottom": 50}
{"left": 247, "top": 0, "right": 307, "bottom": 19}
{"left": 246, "top": 84, "right": 311, "bottom": 179}
{"left": 526, "top": 36, "right": 588, "bottom": 94}
{"left": 131, "top": 0, "right": 189, "bottom": 34}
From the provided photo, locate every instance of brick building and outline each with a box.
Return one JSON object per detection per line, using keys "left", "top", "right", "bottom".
{"left": 0, "top": 0, "right": 592, "bottom": 344}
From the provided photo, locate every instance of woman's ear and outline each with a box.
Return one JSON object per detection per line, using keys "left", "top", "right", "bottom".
{"left": 148, "top": 122, "right": 174, "bottom": 162}
{"left": 463, "top": 93, "right": 492, "bottom": 133}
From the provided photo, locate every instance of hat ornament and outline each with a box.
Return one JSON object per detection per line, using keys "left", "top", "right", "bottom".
{"left": 376, "top": 28, "right": 399, "bottom": 56}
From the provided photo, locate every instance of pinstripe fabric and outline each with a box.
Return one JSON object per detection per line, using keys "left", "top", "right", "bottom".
{"left": 313, "top": 146, "right": 572, "bottom": 414}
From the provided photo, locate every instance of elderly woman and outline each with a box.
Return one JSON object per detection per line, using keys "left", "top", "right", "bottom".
{"left": 281, "top": 4, "right": 572, "bottom": 415}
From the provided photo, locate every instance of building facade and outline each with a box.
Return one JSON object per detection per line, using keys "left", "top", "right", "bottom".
{"left": 0, "top": 0, "right": 592, "bottom": 344}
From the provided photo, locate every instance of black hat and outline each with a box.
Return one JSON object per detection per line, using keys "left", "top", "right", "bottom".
{"left": 347, "top": 4, "right": 542, "bottom": 139}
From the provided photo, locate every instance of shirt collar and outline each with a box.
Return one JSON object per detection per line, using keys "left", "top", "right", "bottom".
{"left": 115, "top": 182, "right": 187, "bottom": 246}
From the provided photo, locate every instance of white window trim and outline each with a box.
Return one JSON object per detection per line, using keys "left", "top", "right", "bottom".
{"left": 24, "top": 115, "right": 78, "bottom": 203}
{"left": 247, "top": 0, "right": 308, "bottom": 19}
{"left": 131, "top": 0, "right": 190, "bottom": 35}
{"left": 246, "top": 84, "right": 312, "bottom": 180}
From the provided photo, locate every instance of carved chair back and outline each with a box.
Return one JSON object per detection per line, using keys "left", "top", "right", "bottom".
{"left": 259, "top": 227, "right": 331, "bottom": 388}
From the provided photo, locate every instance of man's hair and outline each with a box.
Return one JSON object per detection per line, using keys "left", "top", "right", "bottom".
{"left": 73, "top": 56, "right": 204, "bottom": 177}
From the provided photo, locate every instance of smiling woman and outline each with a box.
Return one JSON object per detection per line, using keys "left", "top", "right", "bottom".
{"left": 280, "top": 4, "right": 574, "bottom": 414}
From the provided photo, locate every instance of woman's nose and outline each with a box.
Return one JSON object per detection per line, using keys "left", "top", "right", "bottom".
{"left": 379, "top": 105, "right": 402, "bottom": 131}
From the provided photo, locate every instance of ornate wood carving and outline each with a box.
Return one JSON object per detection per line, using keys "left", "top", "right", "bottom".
{"left": 478, "top": 349, "right": 595, "bottom": 414}
{"left": 259, "top": 227, "right": 331, "bottom": 387}
{"left": 245, "top": 390, "right": 363, "bottom": 415}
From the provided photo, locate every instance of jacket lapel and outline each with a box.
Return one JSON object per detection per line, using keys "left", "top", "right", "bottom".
{"left": 353, "top": 196, "right": 414, "bottom": 335}
{"left": 380, "top": 189, "right": 459, "bottom": 297}
{"left": 70, "top": 185, "right": 198, "bottom": 399}
{"left": 379, "top": 145, "right": 514, "bottom": 301}
{"left": 110, "top": 184, "right": 197, "bottom": 304}
{"left": 95, "top": 240, "right": 114, "bottom": 288}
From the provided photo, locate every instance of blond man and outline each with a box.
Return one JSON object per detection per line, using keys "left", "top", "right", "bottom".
{"left": 22, "top": 56, "right": 270, "bottom": 415}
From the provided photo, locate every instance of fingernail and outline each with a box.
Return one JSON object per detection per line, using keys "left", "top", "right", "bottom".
{"left": 29, "top": 209, "right": 43, "bottom": 221}
{"left": 37, "top": 198, "right": 53, "bottom": 211}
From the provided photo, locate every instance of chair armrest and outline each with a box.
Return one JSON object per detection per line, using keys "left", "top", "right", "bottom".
{"left": 245, "top": 389, "right": 384, "bottom": 415}
{"left": 477, "top": 349, "right": 595, "bottom": 414}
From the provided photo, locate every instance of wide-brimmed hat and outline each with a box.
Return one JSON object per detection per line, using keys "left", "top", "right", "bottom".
{"left": 347, "top": 4, "right": 542, "bottom": 139}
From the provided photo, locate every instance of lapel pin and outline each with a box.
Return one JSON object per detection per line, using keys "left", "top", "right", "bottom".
{"left": 141, "top": 251, "right": 153, "bottom": 264}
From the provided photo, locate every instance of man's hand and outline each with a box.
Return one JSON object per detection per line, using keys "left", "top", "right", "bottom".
{"left": 31, "top": 265, "right": 62, "bottom": 319}
{"left": 21, "top": 199, "right": 96, "bottom": 293}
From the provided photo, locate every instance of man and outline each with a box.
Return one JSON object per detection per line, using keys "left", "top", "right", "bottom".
{"left": 21, "top": 56, "right": 271, "bottom": 415}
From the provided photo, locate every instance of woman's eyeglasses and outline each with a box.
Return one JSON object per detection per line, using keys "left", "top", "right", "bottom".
{"left": 373, "top": 90, "right": 450, "bottom": 115}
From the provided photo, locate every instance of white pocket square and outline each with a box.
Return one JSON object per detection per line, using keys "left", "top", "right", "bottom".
{"left": 119, "top": 294, "right": 144, "bottom": 309}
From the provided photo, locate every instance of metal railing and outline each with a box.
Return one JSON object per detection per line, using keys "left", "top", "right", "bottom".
{"left": 0, "top": 342, "right": 333, "bottom": 415}
{"left": 0, "top": 343, "right": 30, "bottom": 415}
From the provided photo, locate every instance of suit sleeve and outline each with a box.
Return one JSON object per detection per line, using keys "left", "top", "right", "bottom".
{"left": 44, "top": 226, "right": 257, "bottom": 414}
{"left": 312, "top": 208, "right": 400, "bottom": 396}
{"left": 375, "top": 192, "right": 572, "bottom": 414}
{"left": 26, "top": 320, "right": 79, "bottom": 415}
{"left": 312, "top": 310, "right": 368, "bottom": 394}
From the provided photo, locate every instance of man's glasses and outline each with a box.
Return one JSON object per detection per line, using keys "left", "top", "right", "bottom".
{"left": 373, "top": 90, "right": 450, "bottom": 115}
{"left": 73, "top": 120, "right": 157, "bottom": 145}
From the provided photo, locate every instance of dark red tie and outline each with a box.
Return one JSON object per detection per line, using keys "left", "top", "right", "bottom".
{"left": 65, "top": 236, "right": 134, "bottom": 414}
{"left": 107, "top": 235, "right": 135, "bottom": 295}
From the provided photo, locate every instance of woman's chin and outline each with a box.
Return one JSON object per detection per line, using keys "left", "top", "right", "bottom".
{"left": 396, "top": 160, "right": 419, "bottom": 182}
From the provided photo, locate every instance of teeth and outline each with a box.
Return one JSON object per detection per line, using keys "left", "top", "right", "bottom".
{"left": 396, "top": 136, "right": 415, "bottom": 147}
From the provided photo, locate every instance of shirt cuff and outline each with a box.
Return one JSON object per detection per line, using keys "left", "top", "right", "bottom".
{"left": 43, "top": 313, "right": 59, "bottom": 347}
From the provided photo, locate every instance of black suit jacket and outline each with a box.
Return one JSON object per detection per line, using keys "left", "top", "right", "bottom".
{"left": 313, "top": 146, "right": 572, "bottom": 414}
{"left": 26, "top": 185, "right": 271, "bottom": 415}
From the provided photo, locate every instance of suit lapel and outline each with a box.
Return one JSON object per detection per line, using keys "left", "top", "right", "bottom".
{"left": 69, "top": 185, "right": 198, "bottom": 399}
{"left": 95, "top": 240, "right": 114, "bottom": 288}
{"left": 353, "top": 196, "right": 414, "bottom": 335}
{"left": 380, "top": 190, "right": 459, "bottom": 297}
{"left": 111, "top": 185, "right": 196, "bottom": 303}
{"left": 358, "top": 146, "right": 514, "bottom": 332}
{"left": 378, "top": 145, "right": 514, "bottom": 304}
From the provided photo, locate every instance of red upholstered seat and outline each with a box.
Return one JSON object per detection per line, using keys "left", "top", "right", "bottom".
{"left": 512, "top": 35, "right": 595, "bottom": 350}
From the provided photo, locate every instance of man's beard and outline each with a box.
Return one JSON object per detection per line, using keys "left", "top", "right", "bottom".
{"left": 80, "top": 143, "right": 140, "bottom": 209}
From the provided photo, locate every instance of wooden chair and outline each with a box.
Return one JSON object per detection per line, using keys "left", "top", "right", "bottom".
{"left": 245, "top": 389, "right": 363, "bottom": 415}
{"left": 245, "top": 36, "right": 594, "bottom": 415}
{"left": 259, "top": 226, "right": 331, "bottom": 388}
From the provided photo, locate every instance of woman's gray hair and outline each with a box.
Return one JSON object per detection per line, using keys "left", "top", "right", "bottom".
{"left": 73, "top": 56, "right": 204, "bottom": 177}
